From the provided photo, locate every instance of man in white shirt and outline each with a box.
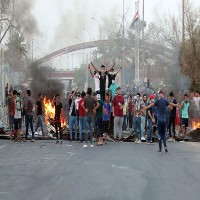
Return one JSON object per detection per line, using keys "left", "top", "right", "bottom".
{"left": 13, "top": 91, "right": 22, "bottom": 142}
{"left": 88, "top": 64, "right": 100, "bottom": 93}
{"left": 75, "top": 93, "right": 81, "bottom": 128}
{"left": 193, "top": 91, "right": 200, "bottom": 118}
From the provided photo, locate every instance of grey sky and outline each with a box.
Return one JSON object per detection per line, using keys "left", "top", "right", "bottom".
{"left": 31, "top": 0, "right": 199, "bottom": 68}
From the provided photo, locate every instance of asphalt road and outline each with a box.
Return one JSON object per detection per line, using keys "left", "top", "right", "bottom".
{"left": 0, "top": 140, "right": 200, "bottom": 200}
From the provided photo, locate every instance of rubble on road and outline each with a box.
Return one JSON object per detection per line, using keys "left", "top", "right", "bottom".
{"left": 177, "top": 128, "right": 200, "bottom": 142}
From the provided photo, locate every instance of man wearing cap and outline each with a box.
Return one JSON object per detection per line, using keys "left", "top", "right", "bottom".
{"left": 112, "top": 87, "right": 124, "bottom": 141}
{"left": 142, "top": 91, "right": 180, "bottom": 153}
{"left": 146, "top": 94, "right": 155, "bottom": 144}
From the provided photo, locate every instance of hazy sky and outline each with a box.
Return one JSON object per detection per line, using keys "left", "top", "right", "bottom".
{"left": 31, "top": 0, "right": 199, "bottom": 68}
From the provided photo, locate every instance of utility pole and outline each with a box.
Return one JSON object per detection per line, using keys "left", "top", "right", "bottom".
{"left": 135, "top": 0, "right": 140, "bottom": 85}
{"left": 142, "top": 0, "right": 145, "bottom": 87}
{"left": 91, "top": 18, "right": 102, "bottom": 40}
{"left": 122, "top": 0, "right": 125, "bottom": 87}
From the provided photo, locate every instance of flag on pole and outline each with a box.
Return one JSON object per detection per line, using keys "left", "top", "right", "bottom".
{"left": 130, "top": 1, "right": 139, "bottom": 29}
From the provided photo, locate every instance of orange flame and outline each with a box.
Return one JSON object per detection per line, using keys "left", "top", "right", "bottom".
{"left": 192, "top": 121, "right": 200, "bottom": 130}
{"left": 43, "top": 97, "right": 66, "bottom": 127}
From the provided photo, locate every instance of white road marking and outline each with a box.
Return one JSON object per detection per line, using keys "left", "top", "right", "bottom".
{"left": 112, "top": 164, "right": 128, "bottom": 169}
{"left": 0, "top": 192, "right": 8, "bottom": 194}
{"left": 0, "top": 145, "right": 7, "bottom": 149}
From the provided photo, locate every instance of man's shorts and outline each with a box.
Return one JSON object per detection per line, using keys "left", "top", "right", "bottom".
{"left": 181, "top": 118, "right": 188, "bottom": 127}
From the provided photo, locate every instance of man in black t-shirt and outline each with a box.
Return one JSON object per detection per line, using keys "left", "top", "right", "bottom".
{"left": 52, "top": 94, "right": 63, "bottom": 143}
{"left": 35, "top": 93, "right": 44, "bottom": 135}
{"left": 91, "top": 62, "right": 115, "bottom": 100}
{"left": 168, "top": 92, "right": 177, "bottom": 142}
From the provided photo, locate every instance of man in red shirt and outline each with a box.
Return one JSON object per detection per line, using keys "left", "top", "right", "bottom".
{"left": 78, "top": 91, "right": 86, "bottom": 143}
{"left": 112, "top": 87, "right": 124, "bottom": 140}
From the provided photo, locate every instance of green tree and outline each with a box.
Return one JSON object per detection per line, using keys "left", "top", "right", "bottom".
{"left": 73, "top": 64, "right": 93, "bottom": 92}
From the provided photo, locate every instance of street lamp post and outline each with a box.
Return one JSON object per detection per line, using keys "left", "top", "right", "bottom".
{"left": 91, "top": 17, "right": 102, "bottom": 40}
{"left": 82, "top": 28, "right": 92, "bottom": 89}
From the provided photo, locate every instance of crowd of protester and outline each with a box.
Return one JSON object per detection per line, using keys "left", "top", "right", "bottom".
{"left": 4, "top": 63, "right": 200, "bottom": 153}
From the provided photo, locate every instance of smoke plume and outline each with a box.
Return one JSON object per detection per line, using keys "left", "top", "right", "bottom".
{"left": 30, "top": 67, "right": 65, "bottom": 99}
{"left": 15, "top": 0, "right": 40, "bottom": 38}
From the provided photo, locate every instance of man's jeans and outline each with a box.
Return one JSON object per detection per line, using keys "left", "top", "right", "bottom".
{"left": 141, "top": 115, "right": 146, "bottom": 137}
{"left": 114, "top": 116, "right": 123, "bottom": 139}
{"left": 79, "top": 116, "right": 86, "bottom": 141}
{"left": 157, "top": 120, "right": 167, "bottom": 150}
{"left": 134, "top": 116, "right": 141, "bottom": 140}
{"left": 168, "top": 116, "right": 176, "bottom": 138}
{"left": 85, "top": 116, "right": 94, "bottom": 144}
{"left": 128, "top": 112, "right": 133, "bottom": 128}
{"left": 122, "top": 115, "right": 127, "bottom": 130}
{"left": 69, "top": 115, "right": 77, "bottom": 140}
{"left": 26, "top": 115, "right": 34, "bottom": 139}
{"left": 35, "top": 115, "right": 44, "bottom": 135}
{"left": 9, "top": 115, "right": 14, "bottom": 131}
{"left": 147, "top": 118, "right": 153, "bottom": 142}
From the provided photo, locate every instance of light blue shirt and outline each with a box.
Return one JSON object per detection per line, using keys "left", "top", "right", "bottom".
{"left": 181, "top": 101, "right": 189, "bottom": 118}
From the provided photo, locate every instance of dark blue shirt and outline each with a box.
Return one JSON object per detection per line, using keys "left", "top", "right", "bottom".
{"left": 103, "top": 102, "right": 111, "bottom": 121}
{"left": 154, "top": 98, "right": 169, "bottom": 122}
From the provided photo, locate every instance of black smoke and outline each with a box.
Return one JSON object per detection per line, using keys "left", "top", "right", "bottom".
{"left": 30, "top": 67, "right": 65, "bottom": 99}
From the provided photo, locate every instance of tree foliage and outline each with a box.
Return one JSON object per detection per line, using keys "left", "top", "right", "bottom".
{"left": 4, "top": 32, "right": 28, "bottom": 71}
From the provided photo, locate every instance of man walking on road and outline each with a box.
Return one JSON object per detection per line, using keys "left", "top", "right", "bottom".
{"left": 143, "top": 91, "right": 180, "bottom": 153}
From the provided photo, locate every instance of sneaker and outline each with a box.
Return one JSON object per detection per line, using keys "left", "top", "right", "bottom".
{"left": 90, "top": 144, "right": 94, "bottom": 148}
{"left": 137, "top": 140, "right": 142, "bottom": 144}
{"left": 146, "top": 141, "right": 150, "bottom": 144}
{"left": 83, "top": 144, "right": 88, "bottom": 148}
{"left": 157, "top": 150, "right": 162, "bottom": 153}
{"left": 165, "top": 148, "right": 168, "bottom": 153}
{"left": 31, "top": 139, "right": 35, "bottom": 142}
{"left": 135, "top": 139, "right": 138, "bottom": 143}
{"left": 168, "top": 137, "right": 172, "bottom": 142}
{"left": 141, "top": 137, "right": 146, "bottom": 141}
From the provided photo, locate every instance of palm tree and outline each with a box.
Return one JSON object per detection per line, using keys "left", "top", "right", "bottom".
{"left": 5, "top": 31, "right": 28, "bottom": 71}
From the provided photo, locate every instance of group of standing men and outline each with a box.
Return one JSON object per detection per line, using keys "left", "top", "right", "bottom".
{"left": 7, "top": 89, "right": 45, "bottom": 142}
